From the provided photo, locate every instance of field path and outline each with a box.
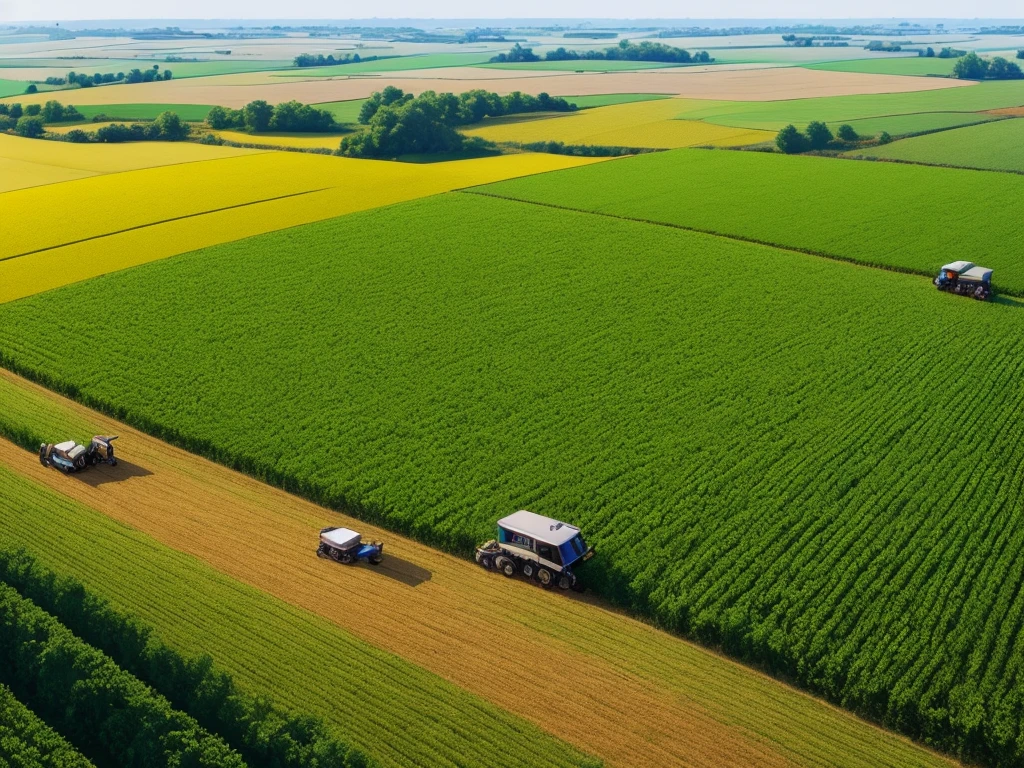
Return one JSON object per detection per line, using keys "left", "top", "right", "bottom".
{"left": 0, "top": 370, "right": 956, "bottom": 768}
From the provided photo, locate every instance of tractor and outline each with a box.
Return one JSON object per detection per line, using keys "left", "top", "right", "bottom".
{"left": 39, "top": 436, "right": 118, "bottom": 473}
{"left": 476, "top": 510, "right": 593, "bottom": 591}
{"left": 934, "top": 261, "right": 993, "bottom": 300}
{"left": 316, "top": 527, "right": 384, "bottom": 565}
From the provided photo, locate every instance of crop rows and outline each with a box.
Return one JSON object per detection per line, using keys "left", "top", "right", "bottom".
{"left": 0, "top": 463, "right": 592, "bottom": 768}
{"left": 0, "top": 683, "right": 94, "bottom": 767}
{"left": 476, "top": 148, "right": 1024, "bottom": 295}
{"left": 0, "top": 192, "right": 1021, "bottom": 762}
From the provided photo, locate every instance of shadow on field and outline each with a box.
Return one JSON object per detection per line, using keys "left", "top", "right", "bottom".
{"left": 74, "top": 460, "right": 153, "bottom": 486}
{"left": 990, "top": 295, "right": 1024, "bottom": 310}
{"left": 374, "top": 555, "right": 432, "bottom": 587}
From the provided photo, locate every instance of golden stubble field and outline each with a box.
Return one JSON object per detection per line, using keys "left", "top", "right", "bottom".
{"left": 0, "top": 370, "right": 956, "bottom": 768}
{"left": 3, "top": 65, "right": 976, "bottom": 108}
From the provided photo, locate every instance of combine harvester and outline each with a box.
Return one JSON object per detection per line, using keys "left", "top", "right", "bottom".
{"left": 316, "top": 527, "right": 384, "bottom": 566}
{"left": 934, "top": 261, "right": 993, "bottom": 300}
{"left": 39, "top": 436, "right": 118, "bottom": 473}
{"left": 476, "top": 510, "right": 594, "bottom": 591}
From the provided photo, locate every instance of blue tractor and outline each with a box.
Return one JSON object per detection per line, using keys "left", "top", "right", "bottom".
{"left": 39, "top": 436, "right": 118, "bottom": 473}
{"left": 316, "top": 527, "right": 384, "bottom": 565}
{"left": 476, "top": 510, "right": 593, "bottom": 591}
{"left": 934, "top": 261, "right": 993, "bottom": 300}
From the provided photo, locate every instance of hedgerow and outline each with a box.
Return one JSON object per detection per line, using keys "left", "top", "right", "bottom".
{"left": 0, "top": 583, "right": 246, "bottom": 768}
{"left": 1, "top": 192, "right": 1024, "bottom": 764}
{"left": 0, "top": 683, "right": 94, "bottom": 767}
{"left": 0, "top": 549, "right": 372, "bottom": 768}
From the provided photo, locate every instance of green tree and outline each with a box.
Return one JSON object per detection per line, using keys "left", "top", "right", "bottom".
{"left": 925, "top": 46, "right": 935, "bottom": 57}
{"left": 25, "top": 83, "right": 37, "bottom": 93}
{"left": 952, "top": 52, "right": 989, "bottom": 79}
{"left": 14, "top": 115, "right": 44, "bottom": 138}
{"left": 24, "top": 103, "right": 40, "bottom": 116}
{"left": 41, "top": 100, "right": 65, "bottom": 122}
{"left": 358, "top": 85, "right": 410, "bottom": 124}
{"left": 805, "top": 120, "right": 833, "bottom": 150}
{"left": 775, "top": 124, "right": 807, "bottom": 154}
{"left": 163, "top": 69, "right": 173, "bottom": 80}
{"left": 836, "top": 124, "right": 859, "bottom": 142}
{"left": 878, "top": 131, "right": 892, "bottom": 144}
{"left": 8, "top": 103, "right": 22, "bottom": 119}
{"left": 153, "top": 111, "right": 190, "bottom": 140}
{"left": 242, "top": 100, "right": 273, "bottom": 132}
{"left": 987, "top": 56, "right": 1024, "bottom": 80}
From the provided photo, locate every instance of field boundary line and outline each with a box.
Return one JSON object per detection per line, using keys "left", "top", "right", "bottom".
{"left": 461, "top": 188, "right": 1024, "bottom": 298}
{"left": 0, "top": 187, "right": 331, "bottom": 264}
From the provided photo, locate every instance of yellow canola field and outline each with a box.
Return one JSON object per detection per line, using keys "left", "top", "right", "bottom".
{"left": 212, "top": 129, "right": 353, "bottom": 150}
{"left": 0, "top": 132, "right": 258, "bottom": 192}
{"left": 464, "top": 98, "right": 773, "bottom": 149}
{"left": 0, "top": 151, "right": 607, "bottom": 303}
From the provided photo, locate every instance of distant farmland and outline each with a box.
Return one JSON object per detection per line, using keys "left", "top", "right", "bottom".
{"left": 1, "top": 191, "right": 1022, "bottom": 765}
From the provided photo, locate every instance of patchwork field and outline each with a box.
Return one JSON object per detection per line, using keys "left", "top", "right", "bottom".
{"left": 0, "top": 150, "right": 604, "bottom": 302}
{"left": 0, "top": 190, "right": 1021, "bottom": 764}
{"left": 478, "top": 148, "right": 1024, "bottom": 293}
{"left": 849, "top": 117, "right": 1024, "bottom": 172}
{"left": 0, "top": 356, "right": 955, "bottom": 768}
{"left": 211, "top": 129, "right": 354, "bottom": 149}
{"left": 463, "top": 98, "right": 774, "bottom": 147}
{"left": 808, "top": 57, "right": 961, "bottom": 77}
{"left": 838, "top": 111, "right": 996, "bottom": 137}
{"left": 76, "top": 102, "right": 215, "bottom": 121}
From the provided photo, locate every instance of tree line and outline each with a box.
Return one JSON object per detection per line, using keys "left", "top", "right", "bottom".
{"left": 0, "top": 683, "right": 94, "bottom": 767}
{"left": 775, "top": 121, "right": 883, "bottom": 154}
{"left": 293, "top": 52, "right": 382, "bottom": 67}
{"left": 0, "top": 582, "right": 246, "bottom": 768}
{"left": 952, "top": 52, "right": 1023, "bottom": 79}
{"left": 206, "top": 100, "right": 337, "bottom": 132}
{"left": 0, "top": 100, "right": 84, "bottom": 138}
{"left": 340, "top": 86, "right": 575, "bottom": 158}
{"left": 0, "top": 549, "right": 373, "bottom": 768}
{"left": 491, "top": 40, "right": 713, "bottom": 64}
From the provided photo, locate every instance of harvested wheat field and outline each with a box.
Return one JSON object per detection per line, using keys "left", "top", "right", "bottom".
{"left": 3, "top": 65, "right": 974, "bottom": 110}
{"left": 0, "top": 369, "right": 955, "bottom": 768}
{"left": 465, "top": 98, "right": 774, "bottom": 147}
{"left": 0, "top": 151, "right": 606, "bottom": 303}
{"left": 0, "top": 132, "right": 257, "bottom": 192}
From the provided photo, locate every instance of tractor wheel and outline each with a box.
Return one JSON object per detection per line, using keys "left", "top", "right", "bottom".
{"left": 557, "top": 574, "right": 572, "bottom": 590}
{"left": 340, "top": 551, "right": 355, "bottom": 565}
{"left": 369, "top": 554, "right": 383, "bottom": 566}
{"left": 537, "top": 568, "right": 553, "bottom": 589}
{"left": 496, "top": 557, "right": 516, "bottom": 578}
{"left": 521, "top": 562, "right": 535, "bottom": 579}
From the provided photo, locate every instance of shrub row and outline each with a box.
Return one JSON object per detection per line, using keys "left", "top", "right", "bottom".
{"left": 0, "top": 549, "right": 373, "bottom": 768}
{"left": 0, "top": 682, "right": 94, "bottom": 767}
{"left": 0, "top": 581, "right": 246, "bottom": 768}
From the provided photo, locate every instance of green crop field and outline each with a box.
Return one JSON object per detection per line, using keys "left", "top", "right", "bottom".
{"left": 76, "top": 103, "right": 215, "bottom": 121}
{"left": 565, "top": 93, "right": 673, "bottom": 108}
{"left": 274, "top": 52, "right": 494, "bottom": 77}
{"left": 0, "top": 191, "right": 1023, "bottom": 764}
{"left": 839, "top": 111, "right": 995, "bottom": 137}
{"left": 311, "top": 98, "right": 368, "bottom": 124}
{"left": 808, "top": 57, "right": 961, "bottom": 76}
{"left": 682, "top": 80, "right": 1024, "bottom": 129}
{"left": 0, "top": 78, "right": 32, "bottom": 98}
{"left": 0, "top": 463, "right": 591, "bottom": 768}
{"left": 477, "top": 148, "right": 1024, "bottom": 294}
{"left": 849, "top": 117, "right": 1024, "bottom": 172}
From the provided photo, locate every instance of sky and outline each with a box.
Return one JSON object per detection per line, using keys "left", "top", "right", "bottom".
{"left": 2, "top": 0, "right": 1023, "bottom": 22}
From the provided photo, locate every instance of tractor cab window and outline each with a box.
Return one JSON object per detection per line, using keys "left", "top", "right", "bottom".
{"left": 569, "top": 535, "right": 587, "bottom": 558}
{"left": 538, "top": 543, "right": 561, "bottom": 566}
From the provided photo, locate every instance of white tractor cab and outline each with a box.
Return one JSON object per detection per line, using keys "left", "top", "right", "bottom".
{"left": 475, "top": 510, "right": 594, "bottom": 591}
{"left": 934, "top": 261, "right": 993, "bottom": 301}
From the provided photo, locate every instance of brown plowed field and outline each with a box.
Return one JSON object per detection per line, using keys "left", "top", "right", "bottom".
{"left": 6, "top": 65, "right": 974, "bottom": 109}
{"left": 0, "top": 370, "right": 955, "bottom": 768}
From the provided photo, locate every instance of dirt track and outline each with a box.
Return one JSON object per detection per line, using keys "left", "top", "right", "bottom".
{"left": 0, "top": 370, "right": 955, "bottom": 768}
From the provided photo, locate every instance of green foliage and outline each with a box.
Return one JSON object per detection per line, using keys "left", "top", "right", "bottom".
{"left": 208, "top": 100, "right": 335, "bottom": 133}
{"left": 987, "top": 56, "right": 1024, "bottom": 80}
{"left": 805, "top": 120, "right": 833, "bottom": 149}
{"left": 93, "top": 112, "right": 190, "bottom": 143}
{"left": 14, "top": 115, "right": 43, "bottom": 138}
{"left": 342, "top": 87, "right": 575, "bottom": 158}
{"left": 0, "top": 549, "right": 371, "bottom": 768}
{"left": 775, "top": 124, "right": 807, "bottom": 153}
{"left": 78, "top": 104, "right": 213, "bottom": 122}
{"left": 41, "top": 100, "right": 83, "bottom": 123}
{"left": 836, "top": 123, "right": 858, "bottom": 141}
{"left": 950, "top": 52, "right": 1022, "bottom": 79}
{"left": 543, "top": 39, "right": 712, "bottom": 64}
{"left": 0, "top": 683, "right": 95, "bottom": 767}
{"left": 24, "top": 83, "right": 36, "bottom": 93}
{"left": 489, "top": 42, "right": 540, "bottom": 63}
{"left": 0, "top": 465, "right": 590, "bottom": 768}
{"left": 878, "top": 130, "right": 892, "bottom": 144}
{"left": 0, "top": 584, "right": 245, "bottom": 768}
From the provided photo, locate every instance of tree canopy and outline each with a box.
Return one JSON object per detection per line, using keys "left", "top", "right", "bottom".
{"left": 491, "top": 39, "right": 712, "bottom": 64}
{"left": 207, "top": 100, "right": 337, "bottom": 133}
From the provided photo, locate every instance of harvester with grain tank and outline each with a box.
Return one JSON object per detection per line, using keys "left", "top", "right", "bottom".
{"left": 316, "top": 527, "right": 384, "bottom": 565}
{"left": 934, "top": 261, "right": 993, "bottom": 300}
{"left": 38, "top": 436, "right": 118, "bottom": 473}
{"left": 476, "top": 510, "right": 593, "bottom": 591}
